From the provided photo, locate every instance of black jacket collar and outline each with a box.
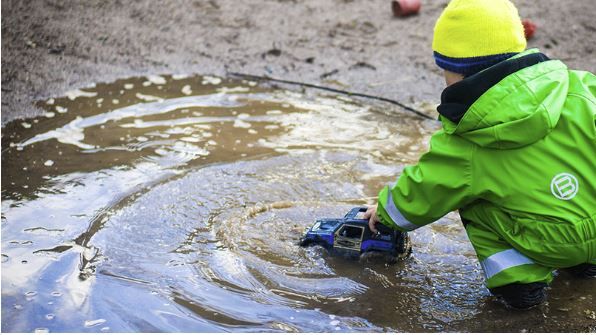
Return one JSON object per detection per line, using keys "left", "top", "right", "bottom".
{"left": 438, "top": 52, "right": 551, "bottom": 124}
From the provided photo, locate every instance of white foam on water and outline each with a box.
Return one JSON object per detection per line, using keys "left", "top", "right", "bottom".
{"left": 172, "top": 74, "right": 190, "bottom": 80}
{"left": 233, "top": 119, "right": 252, "bottom": 129}
{"left": 135, "top": 93, "right": 163, "bottom": 102}
{"left": 181, "top": 85, "right": 192, "bottom": 95}
{"left": 66, "top": 89, "right": 98, "bottom": 100}
{"left": 180, "top": 136, "right": 201, "bottom": 143}
{"left": 217, "top": 86, "right": 250, "bottom": 94}
{"left": 202, "top": 76, "right": 222, "bottom": 85}
{"left": 19, "top": 94, "right": 251, "bottom": 149}
{"left": 146, "top": 75, "right": 166, "bottom": 85}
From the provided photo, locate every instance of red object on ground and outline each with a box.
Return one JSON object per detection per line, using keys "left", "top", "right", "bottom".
{"left": 392, "top": 0, "right": 421, "bottom": 17}
{"left": 522, "top": 19, "right": 537, "bottom": 40}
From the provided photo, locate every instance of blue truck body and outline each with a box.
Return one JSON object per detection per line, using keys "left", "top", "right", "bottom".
{"left": 299, "top": 207, "right": 411, "bottom": 258}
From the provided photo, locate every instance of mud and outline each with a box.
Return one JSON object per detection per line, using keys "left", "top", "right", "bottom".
{"left": 2, "top": 0, "right": 596, "bottom": 125}
{"left": 2, "top": 75, "right": 595, "bottom": 332}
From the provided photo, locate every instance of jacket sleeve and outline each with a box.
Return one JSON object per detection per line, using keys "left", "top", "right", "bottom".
{"left": 376, "top": 131, "right": 476, "bottom": 231}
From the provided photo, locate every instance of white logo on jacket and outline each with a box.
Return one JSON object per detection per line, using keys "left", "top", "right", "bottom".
{"left": 550, "top": 173, "right": 579, "bottom": 200}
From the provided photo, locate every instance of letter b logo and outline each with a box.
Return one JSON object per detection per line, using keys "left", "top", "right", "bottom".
{"left": 550, "top": 173, "right": 579, "bottom": 200}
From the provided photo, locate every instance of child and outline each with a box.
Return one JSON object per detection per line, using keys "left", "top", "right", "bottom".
{"left": 364, "top": 0, "right": 595, "bottom": 309}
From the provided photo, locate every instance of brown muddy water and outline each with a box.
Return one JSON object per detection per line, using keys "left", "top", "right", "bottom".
{"left": 1, "top": 75, "right": 594, "bottom": 332}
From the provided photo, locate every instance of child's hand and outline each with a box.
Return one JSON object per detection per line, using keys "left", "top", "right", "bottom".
{"left": 363, "top": 204, "right": 381, "bottom": 234}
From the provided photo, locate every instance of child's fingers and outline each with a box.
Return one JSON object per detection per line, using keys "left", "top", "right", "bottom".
{"left": 363, "top": 205, "right": 373, "bottom": 217}
{"left": 368, "top": 217, "right": 378, "bottom": 233}
{"left": 364, "top": 205, "right": 378, "bottom": 232}
{"left": 363, "top": 208, "right": 372, "bottom": 219}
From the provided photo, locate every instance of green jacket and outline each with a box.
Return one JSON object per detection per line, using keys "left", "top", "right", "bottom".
{"left": 377, "top": 49, "right": 596, "bottom": 264}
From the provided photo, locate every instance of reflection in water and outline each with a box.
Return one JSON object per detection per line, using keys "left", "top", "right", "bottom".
{"left": 2, "top": 75, "right": 593, "bottom": 332}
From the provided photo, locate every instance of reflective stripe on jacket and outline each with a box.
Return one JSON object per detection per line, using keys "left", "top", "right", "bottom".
{"left": 377, "top": 49, "right": 596, "bottom": 263}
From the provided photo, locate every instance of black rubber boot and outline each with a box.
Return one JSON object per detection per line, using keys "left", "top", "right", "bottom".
{"left": 565, "top": 263, "right": 596, "bottom": 278}
{"left": 489, "top": 282, "right": 548, "bottom": 309}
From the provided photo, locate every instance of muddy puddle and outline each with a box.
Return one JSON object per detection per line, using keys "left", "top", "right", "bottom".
{"left": 2, "top": 75, "right": 594, "bottom": 332}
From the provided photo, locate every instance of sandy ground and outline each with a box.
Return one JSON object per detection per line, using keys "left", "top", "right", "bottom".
{"left": 2, "top": 0, "right": 596, "bottom": 125}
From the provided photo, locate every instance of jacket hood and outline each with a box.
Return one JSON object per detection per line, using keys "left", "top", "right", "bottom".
{"left": 438, "top": 49, "right": 570, "bottom": 149}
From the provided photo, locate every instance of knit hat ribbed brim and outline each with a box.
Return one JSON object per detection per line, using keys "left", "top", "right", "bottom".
{"left": 433, "top": 52, "right": 518, "bottom": 76}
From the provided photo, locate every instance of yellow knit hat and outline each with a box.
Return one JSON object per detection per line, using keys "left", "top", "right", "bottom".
{"left": 432, "top": 0, "right": 526, "bottom": 75}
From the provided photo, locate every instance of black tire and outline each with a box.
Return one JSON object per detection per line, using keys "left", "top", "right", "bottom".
{"left": 394, "top": 232, "right": 412, "bottom": 258}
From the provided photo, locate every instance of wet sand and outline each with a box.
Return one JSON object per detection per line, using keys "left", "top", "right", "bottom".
{"left": 2, "top": 0, "right": 596, "bottom": 124}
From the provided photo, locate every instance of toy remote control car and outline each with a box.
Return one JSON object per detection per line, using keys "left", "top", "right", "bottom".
{"left": 299, "top": 207, "right": 411, "bottom": 259}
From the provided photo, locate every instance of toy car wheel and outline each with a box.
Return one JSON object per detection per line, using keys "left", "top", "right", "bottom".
{"left": 392, "top": 233, "right": 412, "bottom": 259}
{"left": 298, "top": 237, "right": 314, "bottom": 247}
